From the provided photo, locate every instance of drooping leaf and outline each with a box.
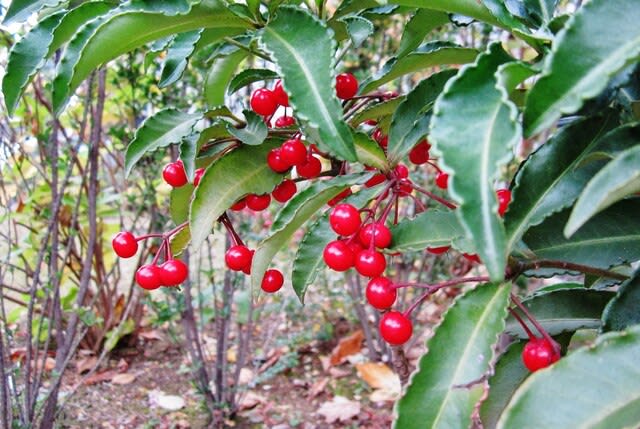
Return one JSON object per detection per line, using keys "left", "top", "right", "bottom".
{"left": 565, "top": 145, "right": 640, "bottom": 237}
{"left": 497, "top": 325, "right": 640, "bottom": 429}
{"left": 430, "top": 43, "right": 519, "bottom": 281}
{"left": 602, "top": 270, "right": 640, "bottom": 332}
{"left": 397, "top": 9, "right": 450, "bottom": 58}
{"left": 2, "top": 0, "right": 64, "bottom": 25}
{"left": 159, "top": 30, "right": 202, "bottom": 88}
{"left": 394, "top": 282, "right": 511, "bottom": 429}
{"left": 179, "top": 133, "right": 199, "bottom": 181}
{"left": 524, "top": 0, "right": 640, "bottom": 136}
{"left": 204, "top": 49, "right": 248, "bottom": 106}
{"left": 353, "top": 132, "right": 390, "bottom": 172}
{"left": 259, "top": 7, "right": 357, "bottom": 161}
{"left": 227, "top": 68, "right": 279, "bottom": 95}
{"left": 226, "top": 110, "right": 268, "bottom": 146}
{"left": 388, "top": 210, "right": 464, "bottom": 252}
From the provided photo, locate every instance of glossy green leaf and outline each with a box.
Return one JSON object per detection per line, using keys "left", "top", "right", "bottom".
{"left": 353, "top": 132, "right": 389, "bottom": 171}
{"left": 394, "top": 282, "right": 511, "bottom": 429}
{"left": 227, "top": 68, "right": 279, "bottom": 94}
{"left": 480, "top": 0, "right": 534, "bottom": 35}
{"left": 189, "top": 141, "right": 283, "bottom": 249}
{"left": 179, "top": 133, "right": 199, "bottom": 181}
{"left": 204, "top": 49, "right": 249, "bottom": 106}
{"left": 497, "top": 61, "right": 537, "bottom": 94}
{"left": 170, "top": 184, "right": 194, "bottom": 224}
{"left": 517, "top": 0, "right": 558, "bottom": 26}
{"left": 348, "top": 96, "right": 404, "bottom": 127}
{"left": 170, "top": 225, "right": 191, "bottom": 257}
{"left": 388, "top": 0, "right": 502, "bottom": 29}
{"left": 2, "top": 0, "right": 64, "bottom": 25}
{"left": 159, "top": 30, "right": 202, "bottom": 88}
{"left": 226, "top": 110, "right": 268, "bottom": 146}
{"left": 430, "top": 43, "right": 518, "bottom": 281}
{"left": 602, "top": 271, "right": 640, "bottom": 332}
{"left": 259, "top": 7, "right": 357, "bottom": 161}
{"left": 388, "top": 210, "right": 463, "bottom": 252}
{"left": 497, "top": 325, "right": 640, "bottom": 429}
{"left": 524, "top": 0, "right": 640, "bottom": 136}
{"left": 565, "top": 145, "right": 640, "bottom": 237}
{"left": 397, "top": 9, "right": 449, "bottom": 58}
{"left": 342, "top": 16, "right": 373, "bottom": 48}
{"left": 331, "top": 0, "right": 384, "bottom": 21}
{"left": 125, "top": 109, "right": 202, "bottom": 177}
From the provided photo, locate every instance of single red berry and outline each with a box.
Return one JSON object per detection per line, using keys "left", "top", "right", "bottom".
{"left": 427, "top": 246, "right": 450, "bottom": 255}
{"left": 379, "top": 311, "right": 413, "bottom": 345}
{"left": 193, "top": 168, "right": 205, "bottom": 187}
{"left": 250, "top": 88, "right": 278, "bottom": 116}
{"left": 329, "top": 203, "right": 361, "bottom": 236}
{"left": 335, "top": 73, "right": 358, "bottom": 99}
{"left": 274, "top": 116, "right": 295, "bottom": 128}
{"left": 242, "top": 249, "right": 255, "bottom": 275}
{"left": 225, "top": 245, "right": 253, "bottom": 271}
{"left": 323, "top": 240, "right": 355, "bottom": 272}
{"left": 355, "top": 249, "right": 386, "bottom": 277}
{"left": 230, "top": 198, "right": 246, "bottom": 211}
{"left": 246, "top": 193, "right": 271, "bottom": 211}
{"left": 378, "top": 135, "right": 388, "bottom": 149}
{"left": 162, "top": 160, "right": 188, "bottom": 188}
{"left": 463, "top": 253, "right": 481, "bottom": 264}
{"left": 159, "top": 259, "right": 189, "bottom": 286}
{"left": 522, "top": 337, "right": 560, "bottom": 372}
{"left": 398, "top": 179, "right": 413, "bottom": 196}
{"left": 112, "top": 232, "right": 138, "bottom": 258}
{"left": 261, "top": 269, "right": 284, "bottom": 293}
{"left": 435, "top": 172, "right": 449, "bottom": 190}
{"left": 372, "top": 128, "right": 384, "bottom": 142}
{"left": 267, "top": 148, "right": 290, "bottom": 173}
{"left": 328, "top": 188, "right": 352, "bottom": 207}
{"left": 296, "top": 155, "right": 322, "bottom": 179}
{"left": 366, "top": 277, "right": 397, "bottom": 309}
{"left": 496, "top": 189, "right": 512, "bottom": 217}
{"left": 273, "top": 80, "right": 289, "bottom": 107}
{"left": 408, "top": 139, "right": 431, "bottom": 165}
{"left": 272, "top": 179, "right": 297, "bottom": 203}
{"left": 365, "top": 173, "right": 386, "bottom": 188}
{"left": 394, "top": 164, "right": 409, "bottom": 179}
{"left": 363, "top": 119, "right": 378, "bottom": 126}
{"left": 359, "top": 223, "right": 392, "bottom": 249}
{"left": 136, "top": 264, "right": 162, "bottom": 290}
{"left": 280, "top": 139, "right": 307, "bottom": 166}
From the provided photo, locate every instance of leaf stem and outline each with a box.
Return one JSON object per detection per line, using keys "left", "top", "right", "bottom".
{"left": 400, "top": 276, "right": 489, "bottom": 317}
{"left": 510, "top": 293, "right": 560, "bottom": 353}
{"left": 223, "top": 37, "right": 271, "bottom": 61}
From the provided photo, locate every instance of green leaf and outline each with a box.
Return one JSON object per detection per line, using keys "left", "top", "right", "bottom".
{"left": 170, "top": 225, "right": 191, "bottom": 257}
{"left": 360, "top": 43, "right": 478, "bottom": 93}
{"left": 388, "top": 210, "right": 464, "bottom": 252}
{"left": 159, "top": 30, "right": 202, "bottom": 88}
{"left": 480, "top": 0, "right": 536, "bottom": 36}
{"left": 353, "top": 132, "right": 389, "bottom": 171}
{"left": 2, "top": 0, "right": 64, "bottom": 25}
{"left": 227, "top": 68, "right": 279, "bottom": 95}
{"left": 430, "top": 43, "right": 519, "bottom": 281}
{"left": 125, "top": 109, "right": 202, "bottom": 177}
{"left": 170, "top": 184, "right": 194, "bottom": 224}
{"left": 387, "top": 70, "right": 455, "bottom": 164}
{"left": 523, "top": 199, "right": 640, "bottom": 270}
{"left": 189, "top": 141, "right": 283, "bottom": 249}
{"left": 348, "top": 96, "right": 404, "bottom": 127}
{"left": 565, "top": 145, "right": 640, "bottom": 237}
{"left": 505, "top": 288, "right": 615, "bottom": 339}
{"left": 179, "top": 133, "right": 199, "bottom": 181}
{"left": 524, "top": 0, "right": 640, "bottom": 137}
{"left": 603, "top": 271, "right": 640, "bottom": 332}
{"left": 226, "top": 110, "right": 268, "bottom": 146}
{"left": 497, "top": 325, "right": 640, "bottom": 429}
{"left": 331, "top": 0, "right": 385, "bottom": 21}
{"left": 342, "top": 16, "right": 374, "bottom": 48}
{"left": 394, "top": 282, "right": 511, "bottom": 429}
{"left": 388, "top": 0, "right": 502, "bottom": 29}
{"left": 204, "top": 49, "right": 249, "bottom": 106}
{"left": 497, "top": 61, "right": 537, "bottom": 94}
{"left": 515, "top": 0, "right": 558, "bottom": 26}
{"left": 397, "top": 9, "right": 450, "bottom": 58}
{"left": 259, "top": 7, "right": 357, "bottom": 161}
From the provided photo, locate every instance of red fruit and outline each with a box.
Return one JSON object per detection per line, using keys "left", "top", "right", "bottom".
{"left": 246, "top": 193, "right": 271, "bottom": 211}
{"left": 463, "top": 253, "right": 481, "bottom": 264}
{"left": 193, "top": 168, "right": 205, "bottom": 187}
{"left": 378, "top": 135, "right": 388, "bottom": 149}
{"left": 274, "top": 116, "right": 295, "bottom": 128}
{"left": 261, "top": 269, "right": 284, "bottom": 293}
{"left": 112, "top": 231, "right": 138, "bottom": 258}
{"left": 435, "top": 172, "right": 449, "bottom": 190}
{"left": 398, "top": 179, "right": 413, "bottom": 196}
{"left": 273, "top": 80, "right": 289, "bottom": 107}
{"left": 136, "top": 264, "right": 162, "bottom": 290}
{"left": 372, "top": 128, "right": 384, "bottom": 143}
{"left": 272, "top": 179, "right": 297, "bottom": 203}
{"left": 329, "top": 203, "right": 361, "bottom": 236}
{"left": 328, "top": 188, "right": 352, "bottom": 207}
{"left": 359, "top": 223, "right": 392, "bottom": 249}
{"left": 496, "top": 189, "right": 512, "bottom": 217}
{"left": 363, "top": 119, "right": 378, "bottom": 126}
{"left": 225, "top": 245, "right": 253, "bottom": 271}
{"left": 409, "top": 140, "right": 431, "bottom": 165}
{"left": 522, "top": 337, "right": 560, "bottom": 372}
{"left": 280, "top": 139, "right": 307, "bottom": 166}
{"left": 242, "top": 249, "right": 255, "bottom": 275}
{"left": 427, "top": 246, "right": 450, "bottom": 255}
{"left": 366, "top": 277, "right": 397, "bottom": 309}
{"left": 394, "top": 164, "right": 409, "bottom": 179}
{"left": 347, "top": 240, "right": 364, "bottom": 256}
{"left": 355, "top": 249, "right": 386, "bottom": 277}
{"left": 267, "top": 148, "right": 290, "bottom": 173}
{"left": 365, "top": 173, "right": 386, "bottom": 188}
{"left": 159, "top": 259, "right": 189, "bottom": 286}
{"left": 335, "top": 72, "right": 358, "bottom": 99}
{"left": 323, "top": 240, "right": 355, "bottom": 272}
{"left": 296, "top": 155, "right": 322, "bottom": 179}
{"left": 250, "top": 88, "right": 278, "bottom": 116}
{"left": 379, "top": 311, "right": 412, "bottom": 345}
{"left": 230, "top": 198, "right": 246, "bottom": 211}
{"left": 162, "top": 160, "right": 188, "bottom": 187}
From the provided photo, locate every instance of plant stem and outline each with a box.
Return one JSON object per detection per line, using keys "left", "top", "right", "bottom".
{"left": 223, "top": 37, "right": 271, "bottom": 61}
{"left": 510, "top": 293, "right": 559, "bottom": 352}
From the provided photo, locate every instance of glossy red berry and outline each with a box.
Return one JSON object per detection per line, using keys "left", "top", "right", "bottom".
{"left": 355, "top": 249, "right": 386, "bottom": 277}
{"left": 242, "top": 249, "right": 255, "bottom": 275}
{"left": 365, "top": 173, "right": 386, "bottom": 188}
{"left": 136, "top": 264, "right": 162, "bottom": 290}
{"left": 427, "top": 246, "right": 450, "bottom": 255}
{"left": 112, "top": 232, "right": 138, "bottom": 258}
{"left": 329, "top": 203, "right": 361, "bottom": 236}
{"left": 272, "top": 179, "right": 297, "bottom": 203}
{"left": 280, "top": 139, "right": 307, "bottom": 166}
{"left": 378, "top": 135, "right": 388, "bottom": 149}
{"left": 274, "top": 116, "right": 295, "bottom": 128}
{"left": 261, "top": 269, "right": 284, "bottom": 293}
{"left": 246, "top": 193, "right": 271, "bottom": 211}
{"left": 296, "top": 155, "right": 322, "bottom": 179}
{"left": 335, "top": 73, "right": 358, "bottom": 99}
{"left": 463, "top": 253, "right": 481, "bottom": 264}
{"left": 496, "top": 189, "right": 512, "bottom": 217}
{"left": 230, "top": 199, "right": 246, "bottom": 211}
{"left": 250, "top": 88, "right": 278, "bottom": 116}
{"left": 409, "top": 140, "right": 431, "bottom": 165}
{"left": 394, "top": 164, "right": 409, "bottom": 179}
{"left": 328, "top": 188, "right": 352, "bottom": 207}
{"left": 359, "top": 223, "right": 392, "bottom": 249}
{"left": 366, "top": 277, "right": 397, "bottom": 309}
{"left": 193, "top": 168, "right": 205, "bottom": 187}
{"left": 398, "top": 179, "right": 413, "bottom": 196}
{"left": 267, "top": 148, "right": 290, "bottom": 173}
{"left": 435, "top": 172, "right": 449, "bottom": 190}
{"left": 379, "top": 311, "right": 413, "bottom": 345}
{"left": 522, "top": 337, "right": 560, "bottom": 372}
{"left": 273, "top": 80, "right": 289, "bottom": 107}
{"left": 162, "top": 160, "right": 188, "bottom": 187}
{"left": 225, "top": 245, "right": 253, "bottom": 271}
{"left": 159, "top": 259, "right": 188, "bottom": 286}
{"left": 323, "top": 240, "right": 355, "bottom": 272}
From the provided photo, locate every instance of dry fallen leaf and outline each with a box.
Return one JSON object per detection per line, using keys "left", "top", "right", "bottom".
{"left": 330, "top": 330, "right": 364, "bottom": 366}
{"left": 238, "top": 391, "right": 266, "bottom": 411}
{"left": 138, "top": 329, "right": 164, "bottom": 341}
{"left": 238, "top": 368, "right": 254, "bottom": 386}
{"left": 356, "top": 362, "right": 401, "bottom": 402}
{"left": 317, "top": 396, "right": 361, "bottom": 424}
{"left": 83, "top": 369, "right": 118, "bottom": 385}
{"left": 307, "top": 377, "right": 329, "bottom": 399}
{"left": 76, "top": 356, "right": 98, "bottom": 374}
{"left": 111, "top": 373, "right": 136, "bottom": 385}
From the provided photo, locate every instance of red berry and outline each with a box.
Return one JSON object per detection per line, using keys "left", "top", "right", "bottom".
{"left": 355, "top": 249, "right": 386, "bottom": 277}
{"left": 379, "top": 311, "right": 412, "bottom": 345}
{"left": 136, "top": 264, "right": 162, "bottom": 290}
{"left": 274, "top": 116, "right": 295, "bottom": 128}
{"left": 230, "top": 198, "right": 246, "bottom": 211}
{"left": 267, "top": 148, "right": 290, "bottom": 173}
{"left": 347, "top": 240, "right": 364, "bottom": 256}
{"left": 328, "top": 188, "right": 352, "bottom": 207}
{"left": 280, "top": 139, "right": 307, "bottom": 166}
{"left": 296, "top": 155, "right": 322, "bottom": 179}
{"left": 359, "top": 223, "right": 392, "bottom": 249}
{"left": 329, "top": 203, "right": 361, "bottom": 236}
{"left": 435, "top": 172, "right": 449, "bottom": 190}
{"left": 272, "top": 179, "right": 297, "bottom": 203}
{"left": 112, "top": 231, "right": 138, "bottom": 258}
{"left": 522, "top": 337, "right": 560, "bottom": 372}
{"left": 246, "top": 193, "right": 271, "bottom": 211}
{"left": 365, "top": 173, "right": 386, "bottom": 188}
{"left": 162, "top": 160, "right": 188, "bottom": 187}
{"left": 409, "top": 140, "right": 431, "bottom": 165}
{"left": 378, "top": 135, "right": 388, "bottom": 149}
{"left": 242, "top": 249, "right": 255, "bottom": 275}
{"left": 363, "top": 119, "right": 378, "bottom": 126}
{"left": 366, "top": 277, "right": 397, "bottom": 309}
{"left": 193, "top": 168, "right": 205, "bottom": 187}
{"left": 463, "top": 253, "right": 481, "bottom": 264}
{"left": 250, "top": 88, "right": 278, "bottom": 116}
{"left": 427, "top": 246, "right": 450, "bottom": 255}
{"left": 261, "top": 269, "right": 284, "bottom": 293}
{"left": 323, "top": 240, "right": 355, "bottom": 272}
{"left": 273, "top": 80, "right": 289, "bottom": 107}
{"left": 335, "top": 73, "right": 358, "bottom": 99}
{"left": 225, "top": 245, "right": 253, "bottom": 271}
{"left": 159, "top": 259, "right": 188, "bottom": 286}
{"left": 398, "top": 179, "right": 413, "bottom": 196}
{"left": 496, "top": 189, "right": 512, "bottom": 217}
{"left": 394, "top": 164, "right": 409, "bottom": 179}
{"left": 372, "top": 128, "right": 384, "bottom": 143}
